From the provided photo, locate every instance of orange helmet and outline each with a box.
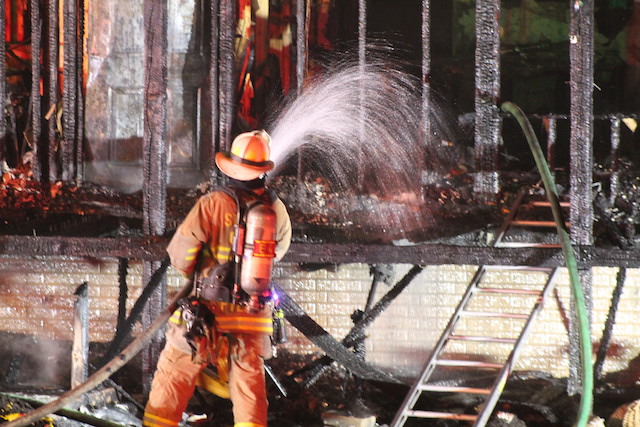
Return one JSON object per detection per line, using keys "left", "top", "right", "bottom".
{"left": 215, "top": 130, "right": 274, "bottom": 181}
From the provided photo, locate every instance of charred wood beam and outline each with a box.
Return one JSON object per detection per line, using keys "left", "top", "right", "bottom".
{"left": 421, "top": 0, "right": 435, "bottom": 182}
{"left": 71, "top": 282, "right": 89, "bottom": 388}
{"left": 593, "top": 267, "right": 626, "bottom": 382}
{"left": 569, "top": 0, "right": 594, "bottom": 246}
{"left": 46, "top": 0, "right": 59, "bottom": 181}
{"left": 218, "top": 0, "right": 235, "bottom": 154}
{"left": 2, "top": 215, "right": 122, "bottom": 237}
{"left": 275, "top": 283, "right": 401, "bottom": 384}
{"left": 294, "top": 265, "right": 424, "bottom": 387}
{"left": 30, "top": 0, "right": 43, "bottom": 180}
{"left": 1, "top": 236, "right": 640, "bottom": 268}
{"left": 75, "top": 0, "right": 85, "bottom": 182}
{"left": 473, "top": 0, "right": 501, "bottom": 198}
{"left": 142, "top": 0, "right": 169, "bottom": 394}
{"left": 0, "top": 0, "right": 6, "bottom": 167}
{"left": 62, "top": 0, "right": 78, "bottom": 181}
{"left": 209, "top": 0, "right": 219, "bottom": 182}
{"left": 568, "top": 0, "right": 595, "bottom": 397}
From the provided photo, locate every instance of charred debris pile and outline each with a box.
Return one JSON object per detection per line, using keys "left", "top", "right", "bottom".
{"left": 1, "top": 160, "right": 639, "bottom": 248}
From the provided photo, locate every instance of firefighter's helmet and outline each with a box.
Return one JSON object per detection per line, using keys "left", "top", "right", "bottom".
{"left": 215, "top": 130, "right": 274, "bottom": 181}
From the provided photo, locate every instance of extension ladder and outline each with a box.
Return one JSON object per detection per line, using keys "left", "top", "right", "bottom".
{"left": 391, "top": 186, "right": 568, "bottom": 426}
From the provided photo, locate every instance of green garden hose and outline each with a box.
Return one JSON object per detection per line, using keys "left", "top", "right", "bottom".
{"left": 501, "top": 101, "right": 593, "bottom": 427}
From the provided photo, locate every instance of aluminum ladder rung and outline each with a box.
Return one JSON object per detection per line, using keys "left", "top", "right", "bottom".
{"left": 390, "top": 187, "right": 562, "bottom": 427}
{"left": 477, "top": 287, "right": 542, "bottom": 296}
{"left": 530, "top": 201, "right": 570, "bottom": 208}
{"left": 436, "top": 359, "right": 503, "bottom": 369}
{"left": 449, "top": 335, "right": 517, "bottom": 344}
{"left": 484, "top": 266, "right": 554, "bottom": 272}
{"left": 494, "top": 242, "right": 561, "bottom": 248}
{"left": 418, "top": 385, "right": 492, "bottom": 394}
{"left": 461, "top": 310, "right": 530, "bottom": 319}
{"left": 510, "top": 220, "right": 569, "bottom": 227}
{"left": 405, "top": 410, "right": 478, "bottom": 421}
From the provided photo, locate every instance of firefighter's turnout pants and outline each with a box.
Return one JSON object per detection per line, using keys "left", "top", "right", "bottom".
{"left": 143, "top": 301, "right": 273, "bottom": 427}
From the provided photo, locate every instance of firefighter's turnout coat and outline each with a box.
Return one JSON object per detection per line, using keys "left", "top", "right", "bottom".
{"left": 143, "top": 186, "right": 292, "bottom": 427}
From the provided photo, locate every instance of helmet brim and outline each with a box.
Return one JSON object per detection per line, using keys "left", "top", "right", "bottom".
{"left": 215, "top": 152, "right": 274, "bottom": 181}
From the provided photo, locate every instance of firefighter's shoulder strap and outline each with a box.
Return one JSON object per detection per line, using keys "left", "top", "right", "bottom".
{"left": 216, "top": 185, "right": 276, "bottom": 225}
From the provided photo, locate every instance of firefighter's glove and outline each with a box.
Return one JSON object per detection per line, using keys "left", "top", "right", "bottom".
{"left": 179, "top": 297, "right": 215, "bottom": 364}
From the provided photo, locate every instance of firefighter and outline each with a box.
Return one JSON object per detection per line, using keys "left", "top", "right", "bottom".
{"left": 143, "top": 130, "right": 292, "bottom": 427}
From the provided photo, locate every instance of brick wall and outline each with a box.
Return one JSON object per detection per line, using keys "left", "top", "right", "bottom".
{"left": 1, "top": 255, "right": 639, "bottom": 383}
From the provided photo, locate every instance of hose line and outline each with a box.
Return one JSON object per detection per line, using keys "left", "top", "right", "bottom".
{"left": 501, "top": 101, "right": 593, "bottom": 427}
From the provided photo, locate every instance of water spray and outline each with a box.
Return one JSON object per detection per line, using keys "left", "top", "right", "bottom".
{"left": 265, "top": 53, "right": 459, "bottom": 239}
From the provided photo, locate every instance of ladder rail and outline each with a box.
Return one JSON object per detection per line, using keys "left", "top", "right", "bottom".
{"left": 390, "top": 187, "right": 567, "bottom": 427}
{"left": 391, "top": 266, "right": 490, "bottom": 424}
{"left": 473, "top": 268, "right": 560, "bottom": 426}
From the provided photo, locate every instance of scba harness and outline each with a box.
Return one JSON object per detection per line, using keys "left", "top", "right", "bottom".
{"left": 179, "top": 185, "right": 287, "bottom": 361}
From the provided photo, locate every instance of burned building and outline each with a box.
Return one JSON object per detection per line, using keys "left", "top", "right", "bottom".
{"left": 1, "top": 0, "right": 640, "bottom": 426}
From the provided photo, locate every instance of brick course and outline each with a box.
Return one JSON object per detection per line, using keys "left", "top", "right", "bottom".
{"left": 1, "top": 256, "right": 639, "bottom": 382}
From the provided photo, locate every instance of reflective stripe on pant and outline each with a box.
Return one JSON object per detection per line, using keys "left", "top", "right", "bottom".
{"left": 143, "top": 344, "right": 206, "bottom": 427}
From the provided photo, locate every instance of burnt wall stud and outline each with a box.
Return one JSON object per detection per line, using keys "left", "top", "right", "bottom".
{"left": 46, "top": 0, "right": 59, "bottom": 181}
{"left": 30, "top": 0, "right": 43, "bottom": 180}
{"left": 141, "top": 0, "right": 169, "bottom": 394}
{"left": 421, "top": 0, "right": 432, "bottom": 187}
{"left": 0, "top": 0, "right": 6, "bottom": 167}
{"left": 473, "top": 0, "right": 502, "bottom": 199}
{"left": 72, "top": 282, "right": 89, "bottom": 388}
{"left": 209, "top": 0, "right": 220, "bottom": 183}
{"left": 62, "top": 0, "right": 78, "bottom": 181}
{"left": 568, "top": 0, "right": 595, "bottom": 397}
{"left": 218, "top": 0, "right": 235, "bottom": 157}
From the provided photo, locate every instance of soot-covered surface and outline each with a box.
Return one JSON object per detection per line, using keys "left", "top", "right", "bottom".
{"left": 3, "top": 351, "right": 640, "bottom": 427}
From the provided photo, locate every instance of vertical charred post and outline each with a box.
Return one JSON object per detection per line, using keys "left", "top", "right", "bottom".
{"left": 0, "top": 0, "right": 5, "bottom": 167}
{"left": 421, "top": 0, "right": 433, "bottom": 185}
{"left": 75, "top": 0, "right": 85, "bottom": 182}
{"left": 546, "top": 116, "right": 557, "bottom": 176}
{"left": 473, "top": 0, "right": 501, "bottom": 199}
{"left": 609, "top": 117, "right": 621, "bottom": 204}
{"left": 295, "top": 0, "right": 309, "bottom": 186}
{"left": 141, "top": 0, "right": 168, "bottom": 393}
{"left": 569, "top": 0, "right": 594, "bottom": 246}
{"left": 209, "top": 0, "right": 220, "bottom": 182}
{"left": 72, "top": 282, "right": 89, "bottom": 388}
{"left": 62, "top": 0, "right": 78, "bottom": 181}
{"left": 30, "top": 0, "right": 43, "bottom": 180}
{"left": 46, "top": 0, "right": 59, "bottom": 182}
{"left": 219, "top": 0, "right": 235, "bottom": 155}
{"left": 568, "top": 0, "right": 595, "bottom": 396}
